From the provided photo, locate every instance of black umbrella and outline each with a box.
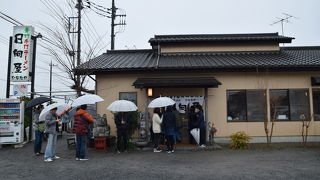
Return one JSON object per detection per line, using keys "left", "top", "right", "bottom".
{"left": 25, "top": 97, "right": 51, "bottom": 109}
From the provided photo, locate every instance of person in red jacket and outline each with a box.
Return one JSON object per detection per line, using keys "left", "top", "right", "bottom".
{"left": 73, "top": 105, "right": 94, "bottom": 161}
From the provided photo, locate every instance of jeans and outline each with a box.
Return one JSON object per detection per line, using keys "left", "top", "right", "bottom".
{"left": 117, "top": 130, "right": 128, "bottom": 151}
{"left": 166, "top": 135, "right": 174, "bottom": 151}
{"left": 153, "top": 133, "right": 161, "bottom": 149}
{"left": 76, "top": 134, "right": 87, "bottom": 159}
{"left": 44, "top": 133, "right": 57, "bottom": 160}
{"left": 34, "top": 130, "right": 43, "bottom": 154}
{"left": 200, "top": 127, "right": 206, "bottom": 145}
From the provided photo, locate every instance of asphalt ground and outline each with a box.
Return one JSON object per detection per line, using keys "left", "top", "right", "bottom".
{"left": 0, "top": 134, "right": 319, "bottom": 180}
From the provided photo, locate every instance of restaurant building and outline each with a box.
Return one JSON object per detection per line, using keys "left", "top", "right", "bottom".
{"left": 75, "top": 33, "right": 320, "bottom": 143}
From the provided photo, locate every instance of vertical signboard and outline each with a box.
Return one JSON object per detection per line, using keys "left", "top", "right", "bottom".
{"left": 11, "top": 26, "right": 34, "bottom": 82}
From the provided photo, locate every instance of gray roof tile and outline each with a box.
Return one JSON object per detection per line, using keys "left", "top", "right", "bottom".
{"left": 75, "top": 46, "right": 320, "bottom": 74}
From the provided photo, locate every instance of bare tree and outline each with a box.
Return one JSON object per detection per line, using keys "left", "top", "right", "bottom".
{"left": 38, "top": 0, "right": 107, "bottom": 96}
{"left": 255, "top": 68, "right": 275, "bottom": 145}
{"left": 301, "top": 113, "right": 312, "bottom": 146}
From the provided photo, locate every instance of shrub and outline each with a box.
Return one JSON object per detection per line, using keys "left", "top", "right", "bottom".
{"left": 229, "top": 131, "right": 251, "bottom": 149}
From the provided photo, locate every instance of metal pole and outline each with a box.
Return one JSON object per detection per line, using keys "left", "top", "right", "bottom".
{"left": 29, "top": 36, "right": 37, "bottom": 142}
{"left": 204, "top": 88, "right": 208, "bottom": 143}
{"left": 110, "top": 0, "right": 115, "bottom": 50}
{"left": 76, "top": 0, "right": 82, "bottom": 97}
{"left": 49, "top": 60, "right": 52, "bottom": 100}
{"left": 6, "top": 37, "right": 13, "bottom": 98}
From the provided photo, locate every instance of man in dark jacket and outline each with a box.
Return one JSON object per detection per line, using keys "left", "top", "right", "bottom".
{"left": 195, "top": 105, "right": 206, "bottom": 147}
{"left": 115, "top": 112, "right": 130, "bottom": 153}
{"left": 162, "top": 106, "right": 176, "bottom": 153}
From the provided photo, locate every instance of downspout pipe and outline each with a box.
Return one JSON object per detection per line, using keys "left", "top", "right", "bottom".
{"left": 156, "top": 43, "right": 160, "bottom": 68}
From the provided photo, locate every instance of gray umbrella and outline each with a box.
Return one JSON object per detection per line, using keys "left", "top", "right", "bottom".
{"left": 25, "top": 97, "right": 51, "bottom": 109}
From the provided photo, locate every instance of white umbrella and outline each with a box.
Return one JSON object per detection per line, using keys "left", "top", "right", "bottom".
{"left": 148, "top": 97, "right": 175, "bottom": 108}
{"left": 107, "top": 100, "right": 138, "bottom": 112}
{"left": 39, "top": 103, "right": 68, "bottom": 122}
{"left": 72, "top": 94, "right": 104, "bottom": 107}
{"left": 190, "top": 128, "right": 200, "bottom": 145}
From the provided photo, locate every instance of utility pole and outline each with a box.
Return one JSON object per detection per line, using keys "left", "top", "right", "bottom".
{"left": 76, "top": 0, "right": 83, "bottom": 97}
{"left": 49, "top": 60, "right": 57, "bottom": 101}
{"left": 110, "top": 0, "right": 115, "bottom": 50}
{"left": 109, "top": 0, "right": 126, "bottom": 50}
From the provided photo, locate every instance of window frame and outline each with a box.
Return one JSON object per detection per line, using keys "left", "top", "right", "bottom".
{"left": 119, "top": 92, "right": 137, "bottom": 105}
{"left": 312, "top": 88, "right": 320, "bottom": 121}
{"left": 269, "top": 88, "right": 310, "bottom": 121}
{"left": 226, "top": 89, "right": 267, "bottom": 122}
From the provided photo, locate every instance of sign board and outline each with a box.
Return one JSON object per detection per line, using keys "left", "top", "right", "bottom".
{"left": 0, "top": 122, "right": 11, "bottom": 134}
{"left": 10, "top": 26, "right": 34, "bottom": 82}
{"left": 13, "top": 84, "right": 28, "bottom": 96}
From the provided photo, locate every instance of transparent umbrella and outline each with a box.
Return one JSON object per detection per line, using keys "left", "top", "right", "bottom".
{"left": 72, "top": 94, "right": 104, "bottom": 107}
{"left": 39, "top": 103, "right": 68, "bottom": 122}
{"left": 148, "top": 97, "right": 175, "bottom": 108}
{"left": 107, "top": 100, "right": 138, "bottom": 112}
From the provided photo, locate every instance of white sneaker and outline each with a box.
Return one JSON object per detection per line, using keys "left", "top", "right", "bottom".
{"left": 200, "top": 145, "right": 206, "bottom": 148}
{"left": 167, "top": 151, "right": 172, "bottom": 154}
{"left": 154, "top": 149, "right": 162, "bottom": 153}
{"left": 75, "top": 158, "right": 80, "bottom": 161}
{"left": 171, "top": 150, "right": 174, "bottom": 153}
{"left": 79, "top": 158, "right": 89, "bottom": 161}
{"left": 53, "top": 156, "right": 60, "bottom": 159}
{"left": 44, "top": 158, "right": 53, "bottom": 162}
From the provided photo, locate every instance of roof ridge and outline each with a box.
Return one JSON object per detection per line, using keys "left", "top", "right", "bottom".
{"left": 281, "top": 46, "right": 320, "bottom": 50}
{"left": 161, "top": 50, "right": 280, "bottom": 56}
{"left": 107, "top": 49, "right": 153, "bottom": 53}
{"left": 153, "top": 32, "right": 280, "bottom": 38}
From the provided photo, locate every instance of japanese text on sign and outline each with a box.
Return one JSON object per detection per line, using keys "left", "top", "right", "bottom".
{"left": 11, "top": 26, "right": 34, "bottom": 82}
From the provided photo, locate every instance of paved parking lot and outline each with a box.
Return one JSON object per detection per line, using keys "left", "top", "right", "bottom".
{"left": 0, "top": 135, "right": 319, "bottom": 180}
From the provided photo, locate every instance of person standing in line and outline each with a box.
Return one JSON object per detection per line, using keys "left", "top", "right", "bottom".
{"left": 33, "top": 105, "right": 44, "bottom": 156}
{"left": 188, "top": 106, "right": 197, "bottom": 144}
{"left": 172, "top": 105, "right": 182, "bottom": 143}
{"left": 61, "top": 109, "right": 70, "bottom": 133}
{"left": 115, "top": 112, "right": 130, "bottom": 153}
{"left": 44, "top": 107, "right": 60, "bottom": 162}
{"left": 73, "top": 105, "right": 94, "bottom": 161}
{"left": 162, "top": 106, "right": 176, "bottom": 153}
{"left": 195, "top": 105, "right": 206, "bottom": 147}
{"left": 152, "top": 108, "right": 162, "bottom": 152}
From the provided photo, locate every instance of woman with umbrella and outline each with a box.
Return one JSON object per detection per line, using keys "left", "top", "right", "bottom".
{"left": 33, "top": 105, "right": 44, "bottom": 156}
{"left": 44, "top": 107, "right": 61, "bottom": 162}
{"left": 152, "top": 108, "right": 162, "bottom": 152}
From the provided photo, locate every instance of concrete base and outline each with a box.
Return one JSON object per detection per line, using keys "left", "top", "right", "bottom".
{"left": 214, "top": 135, "right": 320, "bottom": 144}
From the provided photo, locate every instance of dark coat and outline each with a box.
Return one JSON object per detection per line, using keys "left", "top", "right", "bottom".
{"left": 195, "top": 111, "right": 205, "bottom": 128}
{"left": 115, "top": 113, "right": 130, "bottom": 132}
{"left": 162, "top": 107, "right": 176, "bottom": 130}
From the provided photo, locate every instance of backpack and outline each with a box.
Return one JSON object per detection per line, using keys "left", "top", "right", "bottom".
{"left": 38, "top": 122, "right": 46, "bottom": 132}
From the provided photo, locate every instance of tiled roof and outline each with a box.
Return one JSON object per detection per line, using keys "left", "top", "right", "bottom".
{"left": 149, "top": 33, "right": 294, "bottom": 45}
{"left": 75, "top": 46, "right": 320, "bottom": 74}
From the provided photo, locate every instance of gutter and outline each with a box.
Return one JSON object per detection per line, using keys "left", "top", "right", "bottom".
{"left": 156, "top": 43, "right": 160, "bottom": 68}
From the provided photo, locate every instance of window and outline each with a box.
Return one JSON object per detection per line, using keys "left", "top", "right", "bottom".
{"left": 119, "top": 92, "right": 137, "bottom": 105}
{"left": 312, "top": 89, "right": 320, "bottom": 121}
{"left": 227, "top": 90, "right": 266, "bottom": 121}
{"left": 247, "top": 90, "right": 267, "bottom": 121}
{"left": 270, "top": 89, "right": 310, "bottom": 121}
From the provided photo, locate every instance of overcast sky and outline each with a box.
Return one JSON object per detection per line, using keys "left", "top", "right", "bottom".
{"left": 0, "top": 0, "right": 319, "bottom": 101}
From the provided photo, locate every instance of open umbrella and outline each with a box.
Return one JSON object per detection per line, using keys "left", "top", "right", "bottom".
{"left": 107, "top": 100, "right": 138, "bottom": 112}
{"left": 71, "top": 94, "right": 104, "bottom": 107}
{"left": 148, "top": 97, "right": 175, "bottom": 108}
{"left": 190, "top": 128, "right": 200, "bottom": 145}
{"left": 39, "top": 103, "right": 68, "bottom": 122}
{"left": 25, "top": 97, "right": 51, "bottom": 109}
